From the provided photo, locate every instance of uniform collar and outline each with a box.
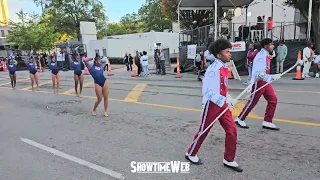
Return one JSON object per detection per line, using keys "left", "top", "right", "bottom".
{"left": 215, "top": 58, "right": 229, "bottom": 67}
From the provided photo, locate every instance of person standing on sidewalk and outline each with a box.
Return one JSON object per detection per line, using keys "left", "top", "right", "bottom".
{"left": 302, "top": 42, "right": 314, "bottom": 78}
{"left": 159, "top": 49, "right": 166, "bottom": 75}
{"left": 314, "top": 54, "right": 320, "bottom": 78}
{"left": 140, "top": 51, "right": 149, "bottom": 76}
{"left": 135, "top": 51, "right": 142, "bottom": 76}
{"left": 275, "top": 40, "right": 288, "bottom": 74}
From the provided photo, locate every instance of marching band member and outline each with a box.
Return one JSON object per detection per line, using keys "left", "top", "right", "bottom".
{"left": 7, "top": 56, "right": 18, "bottom": 89}
{"left": 234, "top": 38, "right": 282, "bottom": 130}
{"left": 185, "top": 39, "right": 242, "bottom": 172}
{"left": 27, "top": 57, "right": 40, "bottom": 91}
{"left": 72, "top": 55, "right": 84, "bottom": 97}
{"left": 83, "top": 56, "right": 109, "bottom": 117}
{"left": 48, "top": 55, "right": 61, "bottom": 94}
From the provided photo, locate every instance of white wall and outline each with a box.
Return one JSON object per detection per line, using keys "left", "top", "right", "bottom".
{"left": 80, "top": 21, "right": 97, "bottom": 58}
{"left": 88, "top": 32, "right": 181, "bottom": 58}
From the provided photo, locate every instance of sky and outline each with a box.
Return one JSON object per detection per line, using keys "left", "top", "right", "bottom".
{"left": 7, "top": 0, "right": 146, "bottom": 23}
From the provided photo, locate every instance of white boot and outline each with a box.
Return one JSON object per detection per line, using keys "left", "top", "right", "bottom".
{"left": 316, "top": 73, "right": 319, "bottom": 78}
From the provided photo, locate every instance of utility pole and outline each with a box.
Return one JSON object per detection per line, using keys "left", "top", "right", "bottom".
{"left": 307, "top": 0, "right": 313, "bottom": 40}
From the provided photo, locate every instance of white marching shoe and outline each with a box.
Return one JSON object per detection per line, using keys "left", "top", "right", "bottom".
{"left": 223, "top": 159, "right": 243, "bottom": 172}
{"left": 262, "top": 121, "right": 280, "bottom": 131}
{"left": 234, "top": 117, "right": 249, "bottom": 129}
{"left": 185, "top": 152, "right": 203, "bottom": 165}
{"left": 316, "top": 73, "right": 319, "bottom": 78}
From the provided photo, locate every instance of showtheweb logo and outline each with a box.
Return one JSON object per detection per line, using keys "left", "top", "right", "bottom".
{"left": 131, "top": 161, "right": 190, "bottom": 173}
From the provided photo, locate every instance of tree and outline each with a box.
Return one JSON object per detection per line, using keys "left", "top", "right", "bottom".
{"left": 161, "top": 0, "right": 179, "bottom": 21}
{"left": 106, "top": 23, "right": 128, "bottom": 36}
{"left": 120, "top": 13, "right": 144, "bottom": 34}
{"left": 7, "top": 10, "right": 60, "bottom": 51}
{"left": 138, "top": 0, "right": 172, "bottom": 32}
{"left": 284, "top": 0, "right": 320, "bottom": 52}
{"left": 34, "top": 0, "right": 108, "bottom": 40}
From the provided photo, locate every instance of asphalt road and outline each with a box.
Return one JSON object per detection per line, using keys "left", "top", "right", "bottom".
{"left": 0, "top": 67, "right": 319, "bottom": 180}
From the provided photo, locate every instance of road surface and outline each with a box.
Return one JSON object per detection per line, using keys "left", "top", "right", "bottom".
{"left": 0, "top": 67, "right": 319, "bottom": 180}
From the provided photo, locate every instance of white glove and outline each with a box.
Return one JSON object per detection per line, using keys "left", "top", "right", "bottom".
{"left": 272, "top": 74, "right": 281, "bottom": 81}
{"left": 297, "top": 60, "right": 303, "bottom": 66}
{"left": 226, "top": 96, "right": 238, "bottom": 107}
{"left": 256, "top": 72, "right": 265, "bottom": 81}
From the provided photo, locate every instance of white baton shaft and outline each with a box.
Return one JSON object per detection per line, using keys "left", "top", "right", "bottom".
{"left": 243, "top": 62, "right": 299, "bottom": 100}
{"left": 188, "top": 84, "right": 253, "bottom": 148}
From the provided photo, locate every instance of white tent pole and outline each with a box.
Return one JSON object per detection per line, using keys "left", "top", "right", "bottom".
{"left": 214, "top": 0, "right": 218, "bottom": 41}
{"left": 307, "top": 0, "right": 312, "bottom": 40}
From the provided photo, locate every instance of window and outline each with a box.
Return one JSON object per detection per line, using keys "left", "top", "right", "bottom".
{"left": 95, "top": 49, "right": 99, "bottom": 56}
{"left": 1, "top": 30, "right": 5, "bottom": 37}
{"left": 103, "top": 49, "right": 107, "bottom": 57}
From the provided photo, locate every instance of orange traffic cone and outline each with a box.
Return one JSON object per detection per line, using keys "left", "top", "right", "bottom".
{"left": 3, "top": 61, "right": 7, "bottom": 72}
{"left": 131, "top": 58, "right": 138, "bottom": 77}
{"left": 107, "top": 59, "right": 114, "bottom": 76}
{"left": 292, "top": 51, "right": 304, "bottom": 80}
{"left": 175, "top": 57, "right": 182, "bottom": 78}
{"left": 38, "top": 60, "right": 43, "bottom": 72}
{"left": 228, "top": 62, "right": 234, "bottom": 79}
{"left": 83, "top": 63, "right": 90, "bottom": 75}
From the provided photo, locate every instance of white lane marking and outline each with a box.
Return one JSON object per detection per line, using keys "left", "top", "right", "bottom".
{"left": 21, "top": 138, "right": 125, "bottom": 179}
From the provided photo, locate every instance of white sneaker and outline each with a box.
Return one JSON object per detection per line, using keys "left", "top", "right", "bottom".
{"left": 316, "top": 73, "right": 319, "bottom": 78}
{"left": 223, "top": 159, "right": 243, "bottom": 172}
{"left": 185, "top": 152, "right": 202, "bottom": 165}
{"left": 234, "top": 117, "right": 249, "bottom": 129}
{"left": 262, "top": 121, "right": 280, "bottom": 131}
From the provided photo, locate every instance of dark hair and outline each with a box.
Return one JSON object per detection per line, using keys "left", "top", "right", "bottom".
{"left": 307, "top": 42, "right": 313, "bottom": 47}
{"left": 254, "top": 42, "right": 261, "bottom": 51}
{"left": 261, "top": 38, "right": 272, "bottom": 47}
{"left": 143, "top": 51, "right": 147, "bottom": 55}
{"left": 208, "top": 38, "right": 232, "bottom": 57}
{"left": 279, "top": 40, "right": 284, "bottom": 44}
{"left": 94, "top": 57, "right": 101, "bottom": 64}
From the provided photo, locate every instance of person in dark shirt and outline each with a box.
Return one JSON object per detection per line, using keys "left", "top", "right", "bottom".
{"left": 128, "top": 54, "right": 133, "bottom": 71}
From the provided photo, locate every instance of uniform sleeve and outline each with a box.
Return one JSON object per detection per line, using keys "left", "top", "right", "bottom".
{"left": 250, "top": 55, "right": 272, "bottom": 84}
{"left": 84, "top": 58, "right": 94, "bottom": 69}
{"left": 202, "top": 67, "right": 226, "bottom": 107}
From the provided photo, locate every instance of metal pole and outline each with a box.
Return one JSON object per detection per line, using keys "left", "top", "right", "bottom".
{"left": 245, "top": 7, "right": 248, "bottom": 26}
{"left": 214, "top": 0, "right": 218, "bottom": 41}
{"left": 307, "top": 0, "right": 313, "bottom": 40}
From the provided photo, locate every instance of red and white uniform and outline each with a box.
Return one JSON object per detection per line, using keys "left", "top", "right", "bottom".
{"left": 187, "top": 59, "right": 237, "bottom": 162}
{"left": 238, "top": 48, "right": 277, "bottom": 123}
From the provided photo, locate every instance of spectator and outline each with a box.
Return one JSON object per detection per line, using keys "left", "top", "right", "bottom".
{"left": 245, "top": 43, "right": 260, "bottom": 84}
{"left": 302, "top": 42, "right": 314, "bottom": 78}
{"left": 128, "top": 53, "right": 133, "bottom": 71}
{"left": 101, "top": 55, "right": 108, "bottom": 71}
{"left": 314, "top": 54, "right": 320, "bottom": 78}
{"left": 159, "top": 49, "right": 166, "bottom": 75}
{"left": 203, "top": 43, "right": 211, "bottom": 68}
{"left": 140, "top": 51, "right": 149, "bottom": 76}
{"left": 124, "top": 53, "right": 129, "bottom": 71}
{"left": 267, "top": 17, "right": 273, "bottom": 38}
{"left": 135, "top": 51, "right": 142, "bottom": 76}
{"left": 276, "top": 40, "right": 288, "bottom": 74}
{"left": 195, "top": 51, "right": 203, "bottom": 81}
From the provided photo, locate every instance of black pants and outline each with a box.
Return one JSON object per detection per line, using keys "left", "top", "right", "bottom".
{"left": 314, "top": 64, "right": 320, "bottom": 73}
{"left": 160, "top": 60, "right": 166, "bottom": 75}
{"left": 137, "top": 64, "right": 142, "bottom": 75}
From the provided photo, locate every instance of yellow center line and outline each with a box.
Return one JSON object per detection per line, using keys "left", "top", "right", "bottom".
{"left": 20, "top": 80, "right": 52, "bottom": 90}
{"left": 124, "top": 84, "right": 147, "bottom": 102}
{"left": 1, "top": 86, "right": 319, "bottom": 127}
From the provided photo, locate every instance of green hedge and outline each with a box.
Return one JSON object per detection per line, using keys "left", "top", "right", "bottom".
{"left": 108, "top": 57, "right": 178, "bottom": 64}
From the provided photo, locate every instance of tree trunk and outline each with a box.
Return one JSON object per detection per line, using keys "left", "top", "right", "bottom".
{"left": 312, "top": 3, "right": 320, "bottom": 53}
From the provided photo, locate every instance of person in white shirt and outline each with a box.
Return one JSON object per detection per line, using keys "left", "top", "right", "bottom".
{"left": 101, "top": 56, "right": 108, "bottom": 71}
{"left": 302, "top": 42, "right": 314, "bottom": 78}
{"left": 140, "top": 51, "right": 149, "bottom": 76}
{"left": 203, "top": 43, "right": 216, "bottom": 67}
{"left": 185, "top": 38, "right": 242, "bottom": 172}
{"left": 314, "top": 54, "right": 320, "bottom": 78}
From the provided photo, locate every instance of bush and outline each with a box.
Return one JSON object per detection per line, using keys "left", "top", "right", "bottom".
{"left": 108, "top": 57, "right": 124, "bottom": 64}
